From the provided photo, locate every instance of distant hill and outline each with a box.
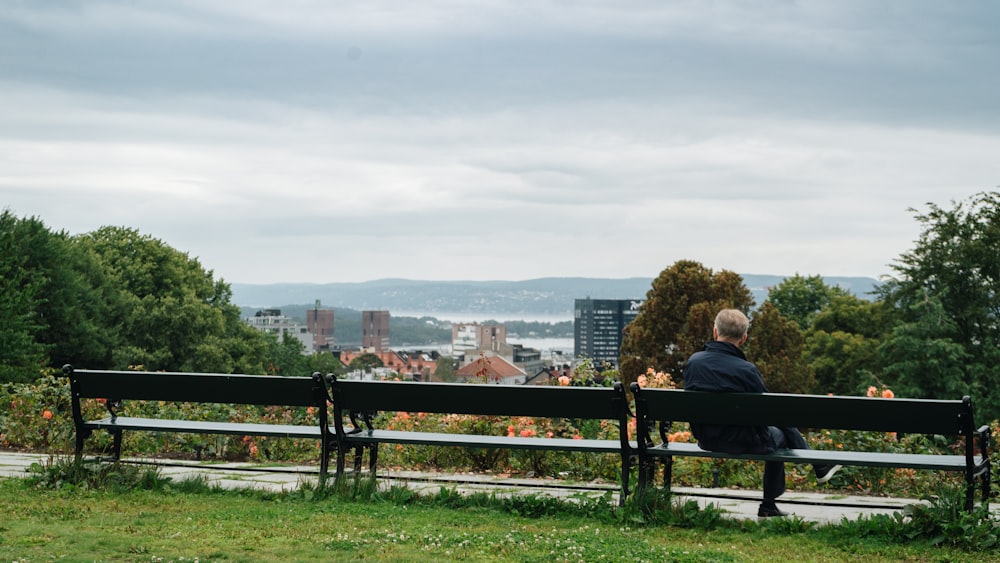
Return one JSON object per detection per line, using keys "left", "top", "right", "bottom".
{"left": 231, "top": 276, "right": 880, "bottom": 320}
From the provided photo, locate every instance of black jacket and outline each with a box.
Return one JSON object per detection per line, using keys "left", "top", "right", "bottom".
{"left": 682, "top": 340, "right": 772, "bottom": 454}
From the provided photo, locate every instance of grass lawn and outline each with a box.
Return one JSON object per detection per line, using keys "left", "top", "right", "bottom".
{"left": 1, "top": 476, "right": 995, "bottom": 563}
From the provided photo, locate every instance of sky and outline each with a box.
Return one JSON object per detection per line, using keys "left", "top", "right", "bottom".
{"left": 2, "top": 1, "right": 999, "bottom": 285}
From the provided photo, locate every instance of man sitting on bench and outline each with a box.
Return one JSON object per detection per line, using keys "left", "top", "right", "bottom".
{"left": 683, "top": 309, "right": 841, "bottom": 518}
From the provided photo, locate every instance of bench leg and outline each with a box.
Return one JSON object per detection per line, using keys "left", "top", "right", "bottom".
{"left": 335, "top": 445, "right": 346, "bottom": 477}
{"left": 663, "top": 456, "right": 673, "bottom": 491}
{"left": 619, "top": 454, "right": 631, "bottom": 505}
{"left": 319, "top": 438, "right": 331, "bottom": 482}
{"left": 353, "top": 445, "right": 364, "bottom": 473}
{"left": 111, "top": 430, "right": 123, "bottom": 460}
{"left": 368, "top": 443, "right": 379, "bottom": 477}
{"left": 74, "top": 427, "right": 91, "bottom": 461}
{"left": 983, "top": 467, "right": 992, "bottom": 506}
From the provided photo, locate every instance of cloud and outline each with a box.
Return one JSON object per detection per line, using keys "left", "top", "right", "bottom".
{"left": 1, "top": 1, "right": 998, "bottom": 284}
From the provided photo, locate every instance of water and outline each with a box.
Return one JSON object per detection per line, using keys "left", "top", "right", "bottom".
{"left": 395, "top": 311, "right": 572, "bottom": 324}
{"left": 508, "top": 336, "right": 574, "bottom": 353}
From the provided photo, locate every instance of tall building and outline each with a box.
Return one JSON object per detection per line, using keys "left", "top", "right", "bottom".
{"left": 573, "top": 298, "right": 644, "bottom": 367}
{"left": 362, "top": 310, "right": 390, "bottom": 352}
{"left": 306, "top": 300, "right": 335, "bottom": 351}
{"left": 451, "top": 323, "right": 507, "bottom": 357}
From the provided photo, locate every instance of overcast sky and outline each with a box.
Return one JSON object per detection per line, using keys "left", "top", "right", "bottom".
{"left": 2, "top": 1, "right": 998, "bottom": 284}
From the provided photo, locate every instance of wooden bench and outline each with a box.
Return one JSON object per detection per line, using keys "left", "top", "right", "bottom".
{"left": 327, "top": 376, "right": 635, "bottom": 501}
{"left": 630, "top": 385, "right": 992, "bottom": 511}
{"left": 62, "top": 365, "right": 335, "bottom": 478}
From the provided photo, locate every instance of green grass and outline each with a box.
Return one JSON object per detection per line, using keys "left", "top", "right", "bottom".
{"left": 1, "top": 475, "right": 997, "bottom": 563}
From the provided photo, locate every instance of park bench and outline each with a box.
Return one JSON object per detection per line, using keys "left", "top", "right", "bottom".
{"left": 327, "top": 376, "right": 635, "bottom": 501}
{"left": 630, "top": 385, "right": 992, "bottom": 511}
{"left": 62, "top": 365, "right": 335, "bottom": 478}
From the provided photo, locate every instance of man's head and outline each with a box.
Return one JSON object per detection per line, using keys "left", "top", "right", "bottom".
{"left": 713, "top": 309, "right": 749, "bottom": 346}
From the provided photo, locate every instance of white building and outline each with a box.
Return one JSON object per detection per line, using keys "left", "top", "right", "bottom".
{"left": 244, "top": 309, "right": 313, "bottom": 352}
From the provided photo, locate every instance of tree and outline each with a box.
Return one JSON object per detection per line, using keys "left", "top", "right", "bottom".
{"left": 745, "top": 302, "right": 816, "bottom": 394}
{"left": 879, "top": 293, "right": 973, "bottom": 400}
{"left": 878, "top": 191, "right": 1000, "bottom": 418}
{"left": 619, "top": 259, "right": 754, "bottom": 387}
{"left": 433, "top": 355, "right": 458, "bottom": 382}
{"left": 0, "top": 211, "right": 46, "bottom": 382}
{"left": 349, "top": 353, "right": 384, "bottom": 373}
{"left": 261, "top": 332, "right": 310, "bottom": 376}
{"left": 805, "top": 295, "right": 886, "bottom": 395}
{"left": 766, "top": 274, "right": 851, "bottom": 330}
{"left": 75, "top": 226, "right": 268, "bottom": 373}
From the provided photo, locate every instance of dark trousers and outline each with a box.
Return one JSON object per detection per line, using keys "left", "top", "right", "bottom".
{"left": 763, "top": 426, "right": 816, "bottom": 501}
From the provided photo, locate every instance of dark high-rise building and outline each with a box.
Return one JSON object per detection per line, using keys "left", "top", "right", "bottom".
{"left": 306, "top": 300, "right": 335, "bottom": 351}
{"left": 573, "top": 298, "right": 644, "bottom": 367}
{"left": 362, "top": 310, "right": 390, "bottom": 352}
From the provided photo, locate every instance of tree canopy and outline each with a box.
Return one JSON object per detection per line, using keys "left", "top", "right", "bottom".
{"left": 619, "top": 260, "right": 754, "bottom": 387}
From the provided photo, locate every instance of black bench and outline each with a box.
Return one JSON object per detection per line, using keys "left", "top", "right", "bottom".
{"left": 630, "top": 385, "right": 992, "bottom": 511}
{"left": 62, "top": 365, "right": 335, "bottom": 478}
{"left": 327, "top": 376, "right": 635, "bottom": 501}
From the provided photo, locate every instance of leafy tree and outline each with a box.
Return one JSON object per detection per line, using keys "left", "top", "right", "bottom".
{"left": 619, "top": 259, "right": 754, "bottom": 387}
{"left": 806, "top": 330, "right": 879, "bottom": 395}
{"left": 745, "top": 302, "right": 816, "bottom": 394}
{"left": 433, "top": 355, "right": 458, "bottom": 382}
{"left": 348, "top": 353, "right": 384, "bottom": 373}
{"left": 307, "top": 352, "right": 346, "bottom": 377}
{"left": 878, "top": 191, "right": 1000, "bottom": 418}
{"left": 262, "top": 332, "right": 310, "bottom": 376}
{"left": 0, "top": 211, "right": 47, "bottom": 382}
{"left": 766, "top": 274, "right": 851, "bottom": 330}
{"left": 879, "top": 293, "right": 973, "bottom": 400}
{"left": 805, "top": 295, "right": 886, "bottom": 395}
{"left": 0, "top": 211, "right": 115, "bottom": 381}
{"left": 75, "top": 226, "right": 267, "bottom": 373}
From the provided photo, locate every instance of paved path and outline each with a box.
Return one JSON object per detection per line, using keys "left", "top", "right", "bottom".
{"left": 1, "top": 451, "right": 984, "bottom": 524}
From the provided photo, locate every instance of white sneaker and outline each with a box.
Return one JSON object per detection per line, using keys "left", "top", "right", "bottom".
{"left": 816, "top": 464, "right": 842, "bottom": 484}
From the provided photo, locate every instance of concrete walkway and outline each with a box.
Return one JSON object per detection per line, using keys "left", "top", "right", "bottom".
{"left": 1, "top": 450, "right": 983, "bottom": 524}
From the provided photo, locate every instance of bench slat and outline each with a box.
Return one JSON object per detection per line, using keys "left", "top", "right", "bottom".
{"left": 342, "top": 429, "right": 629, "bottom": 454}
{"left": 72, "top": 369, "right": 321, "bottom": 407}
{"left": 640, "top": 388, "right": 969, "bottom": 436}
{"left": 333, "top": 380, "right": 624, "bottom": 419}
{"left": 82, "top": 416, "right": 325, "bottom": 439}
{"left": 646, "top": 442, "right": 981, "bottom": 472}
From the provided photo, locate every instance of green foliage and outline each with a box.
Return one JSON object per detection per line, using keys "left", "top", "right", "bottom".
{"left": 25, "top": 456, "right": 171, "bottom": 492}
{"left": 745, "top": 302, "right": 817, "bottom": 394}
{"left": 833, "top": 488, "right": 1000, "bottom": 552}
{"left": 348, "top": 352, "right": 384, "bottom": 372}
{"left": 75, "top": 225, "right": 268, "bottom": 373}
{"left": 766, "top": 273, "right": 851, "bottom": 330}
{"left": 804, "top": 294, "right": 887, "bottom": 395}
{"left": 0, "top": 211, "right": 113, "bottom": 382}
{"left": 879, "top": 191, "right": 1000, "bottom": 419}
{"left": 878, "top": 295, "right": 973, "bottom": 400}
{"left": 620, "top": 259, "right": 754, "bottom": 388}
{"left": 433, "top": 354, "right": 458, "bottom": 381}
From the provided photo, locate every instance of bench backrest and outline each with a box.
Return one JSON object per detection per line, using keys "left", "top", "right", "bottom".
{"left": 329, "top": 378, "right": 627, "bottom": 421}
{"left": 63, "top": 365, "right": 327, "bottom": 409}
{"left": 632, "top": 387, "right": 976, "bottom": 437}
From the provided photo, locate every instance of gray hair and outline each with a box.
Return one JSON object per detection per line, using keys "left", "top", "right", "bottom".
{"left": 714, "top": 309, "right": 749, "bottom": 340}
